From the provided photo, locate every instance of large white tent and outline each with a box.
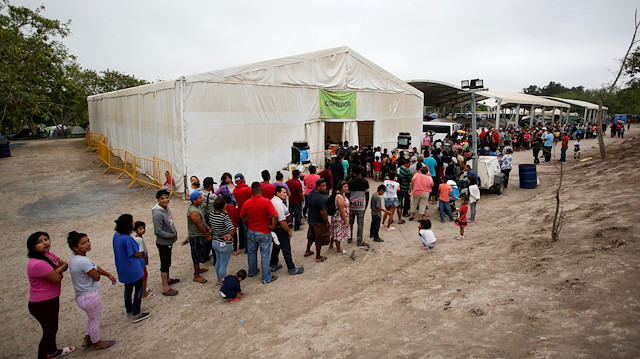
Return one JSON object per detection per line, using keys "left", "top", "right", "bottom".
{"left": 88, "top": 46, "right": 423, "bottom": 192}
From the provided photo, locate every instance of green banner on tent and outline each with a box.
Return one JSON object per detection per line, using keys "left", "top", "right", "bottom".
{"left": 319, "top": 89, "right": 356, "bottom": 119}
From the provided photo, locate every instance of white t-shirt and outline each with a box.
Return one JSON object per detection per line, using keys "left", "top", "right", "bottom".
{"left": 419, "top": 229, "right": 437, "bottom": 245}
{"left": 133, "top": 235, "right": 148, "bottom": 259}
{"left": 271, "top": 197, "right": 289, "bottom": 221}
{"left": 69, "top": 254, "right": 100, "bottom": 296}
{"left": 468, "top": 184, "right": 480, "bottom": 204}
{"left": 383, "top": 180, "right": 400, "bottom": 199}
{"left": 374, "top": 151, "right": 382, "bottom": 161}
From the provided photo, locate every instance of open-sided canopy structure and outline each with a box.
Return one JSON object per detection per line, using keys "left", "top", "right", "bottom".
{"left": 88, "top": 46, "right": 423, "bottom": 192}
{"left": 544, "top": 97, "right": 608, "bottom": 123}
{"left": 407, "top": 80, "right": 488, "bottom": 108}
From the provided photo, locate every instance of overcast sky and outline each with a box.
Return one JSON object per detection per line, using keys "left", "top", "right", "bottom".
{"left": 13, "top": 0, "right": 639, "bottom": 92}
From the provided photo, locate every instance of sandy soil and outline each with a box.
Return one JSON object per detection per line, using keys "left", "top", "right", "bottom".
{"left": 1, "top": 128, "right": 639, "bottom": 359}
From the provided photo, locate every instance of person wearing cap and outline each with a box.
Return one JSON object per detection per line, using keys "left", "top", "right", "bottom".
{"left": 201, "top": 177, "right": 218, "bottom": 264}
{"left": 304, "top": 178, "right": 330, "bottom": 262}
{"left": 234, "top": 173, "right": 252, "bottom": 253}
{"left": 239, "top": 182, "right": 278, "bottom": 284}
{"left": 187, "top": 190, "right": 211, "bottom": 283}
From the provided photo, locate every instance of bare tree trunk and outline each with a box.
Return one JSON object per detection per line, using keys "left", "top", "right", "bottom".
{"left": 596, "top": 100, "right": 606, "bottom": 160}
{"left": 552, "top": 162, "right": 564, "bottom": 242}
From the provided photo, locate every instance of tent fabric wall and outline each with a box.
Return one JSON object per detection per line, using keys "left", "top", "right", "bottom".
{"left": 87, "top": 81, "right": 186, "bottom": 191}
{"left": 88, "top": 46, "right": 423, "bottom": 193}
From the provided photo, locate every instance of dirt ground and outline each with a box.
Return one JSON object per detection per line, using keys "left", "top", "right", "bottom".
{"left": 1, "top": 128, "right": 639, "bottom": 358}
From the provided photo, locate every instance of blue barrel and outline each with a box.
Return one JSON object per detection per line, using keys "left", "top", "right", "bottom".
{"left": 0, "top": 143, "right": 10, "bottom": 158}
{"left": 519, "top": 164, "right": 537, "bottom": 189}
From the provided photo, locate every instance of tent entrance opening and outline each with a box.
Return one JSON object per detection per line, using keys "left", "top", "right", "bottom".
{"left": 358, "top": 121, "right": 373, "bottom": 147}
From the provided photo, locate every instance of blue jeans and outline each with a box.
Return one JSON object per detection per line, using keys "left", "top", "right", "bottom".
{"left": 369, "top": 214, "right": 381, "bottom": 239}
{"left": 290, "top": 202, "right": 302, "bottom": 230}
{"left": 561, "top": 146, "right": 567, "bottom": 162}
{"left": 238, "top": 222, "right": 247, "bottom": 250}
{"left": 247, "top": 230, "right": 273, "bottom": 283}
{"left": 270, "top": 231, "right": 295, "bottom": 270}
{"left": 439, "top": 200, "right": 454, "bottom": 222}
{"left": 212, "top": 240, "right": 233, "bottom": 282}
{"left": 123, "top": 277, "right": 144, "bottom": 316}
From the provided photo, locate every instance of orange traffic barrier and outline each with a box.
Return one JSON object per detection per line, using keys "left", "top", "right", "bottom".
{"left": 154, "top": 156, "right": 179, "bottom": 197}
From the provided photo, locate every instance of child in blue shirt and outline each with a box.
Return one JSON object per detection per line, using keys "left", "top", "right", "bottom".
{"left": 220, "top": 269, "right": 247, "bottom": 303}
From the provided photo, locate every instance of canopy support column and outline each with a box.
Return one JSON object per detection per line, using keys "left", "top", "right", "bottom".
{"left": 530, "top": 105, "right": 535, "bottom": 127}
{"left": 515, "top": 104, "right": 520, "bottom": 126}
{"left": 495, "top": 98, "right": 502, "bottom": 130}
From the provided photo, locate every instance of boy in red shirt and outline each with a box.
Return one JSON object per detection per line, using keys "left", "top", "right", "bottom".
{"left": 438, "top": 176, "right": 454, "bottom": 223}
{"left": 373, "top": 156, "right": 382, "bottom": 181}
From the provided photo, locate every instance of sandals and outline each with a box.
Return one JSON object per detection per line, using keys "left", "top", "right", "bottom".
{"left": 315, "top": 256, "right": 328, "bottom": 262}
{"left": 161, "top": 288, "right": 179, "bottom": 296}
{"left": 398, "top": 220, "right": 406, "bottom": 224}
{"left": 167, "top": 278, "right": 180, "bottom": 285}
{"left": 94, "top": 340, "right": 116, "bottom": 351}
{"left": 50, "top": 347, "right": 75, "bottom": 358}
{"left": 270, "top": 264, "right": 282, "bottom": 272}
{"left": 303, "top": 251, "right": 315, "bottom": 257}
{"left": 193, "top": 278, "right": 208, "bottom": 283}
{"left": 289, "top": 267, "right": 304, "bottom": 275}
{"left": 142, "top": 291, "right": 156, "bottom": 300}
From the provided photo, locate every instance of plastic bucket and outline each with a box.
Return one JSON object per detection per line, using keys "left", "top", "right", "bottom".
{"left": 0, "top": 143, "right": 10, "bottom": 158}
{"left": 519, "top": 164, "right": 537, "bottom": 189}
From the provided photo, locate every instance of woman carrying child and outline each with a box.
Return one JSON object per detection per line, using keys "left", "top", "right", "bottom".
{"left": 67, "top": 231, "right": 117, "bottom": 350}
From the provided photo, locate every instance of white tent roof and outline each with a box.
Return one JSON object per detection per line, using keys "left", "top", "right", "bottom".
{"left": 478, "top": 89, "right": 570, "bottom": 108}
{"left": 185, "top": 46, "right": 423, "bottom": 97}
{"left": 543, "top": 96, "right": 607, "bottom": 111}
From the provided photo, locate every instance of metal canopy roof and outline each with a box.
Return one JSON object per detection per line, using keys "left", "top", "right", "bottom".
{"left": 478, "top": 89, "right": 570, "bottom": 108}
{"left": 407, "top": 79, "right": 488, "bottom": 107}
{"left": 543, "top": 96, "right": 607, "bottom": 111}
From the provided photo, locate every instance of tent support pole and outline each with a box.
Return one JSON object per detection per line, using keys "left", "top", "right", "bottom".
{"left": 530, "top": 105, "right": 535, "bottom": 127}
{"left": 515, "top": 104, "right": 520, "bottom": 126}
{"left": 495, "top": 98, "right": 501, "bottom": 129}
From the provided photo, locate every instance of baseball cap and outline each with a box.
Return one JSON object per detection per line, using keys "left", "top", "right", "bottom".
{"left": 234, "top": 173, "right": 244, "bottom": 183}
{"left": 189, "top": 190, "right": 202, "bottom": 202}
{"left": 203, "top": 177, "right": 216, "bottom": 187}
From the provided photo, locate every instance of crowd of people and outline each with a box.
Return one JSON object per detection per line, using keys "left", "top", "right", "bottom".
{"left": 27, "top": 119, "right": 618, "bottom": 358}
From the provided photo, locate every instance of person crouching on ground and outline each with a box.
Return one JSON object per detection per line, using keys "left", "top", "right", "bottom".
{"left": 418, "top": 219, "right": 437, "bottom": 250}
{"left": 221, "top": 269, "right": 247, "bottom": 303}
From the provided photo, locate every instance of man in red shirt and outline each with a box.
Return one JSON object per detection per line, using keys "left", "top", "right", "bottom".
{"left": 234, "top": 173, "right": 252, "bottom": 253}
{"left": 285, "top": 169, "right": 304, "bottom": 231}
{"left": 260, "top": 170, "right": 276, "bottom": 200}
{"left": 560, "top": 133, "right": 569, "bottom": 163}
{"left": 240, "top": 182, "right": 278, "bottom": 284}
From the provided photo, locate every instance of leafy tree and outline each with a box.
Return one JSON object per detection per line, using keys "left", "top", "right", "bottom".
{"left": 0, "top": 0, "right": 148, "bottom": 135}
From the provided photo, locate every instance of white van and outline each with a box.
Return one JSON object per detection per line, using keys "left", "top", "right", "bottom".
{"left": 422, "top": 121, "right": 463, "bottom": 143}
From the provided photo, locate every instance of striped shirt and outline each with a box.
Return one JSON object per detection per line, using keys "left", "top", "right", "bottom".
{"left": 208, "top": 212, "right": 234, "bottom": 242}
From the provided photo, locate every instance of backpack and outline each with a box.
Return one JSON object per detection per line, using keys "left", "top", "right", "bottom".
{"left": 326, "top": 193, "right": 338, "bottom": 216}
{"left": 449, "top": 185, "right": 460, "bottom": 202}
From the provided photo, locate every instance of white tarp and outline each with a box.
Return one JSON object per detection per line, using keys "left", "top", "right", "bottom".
{"left": 88, "top": 46, "right": 423, "bottom": 193}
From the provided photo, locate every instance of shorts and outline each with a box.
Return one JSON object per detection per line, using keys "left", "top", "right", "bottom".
{"left": 189, "top": 236, "right": 208, "bottom": 263}
{"left": 307, "top": 222, "right": 330, "bottom": 246}
{"left": 156, "top": 244, "right": 172, "bottom": 273}
{"left": 384, "top": 198, "right": 399, "bottom": 207}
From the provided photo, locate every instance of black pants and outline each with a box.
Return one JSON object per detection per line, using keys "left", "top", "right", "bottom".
{"left": 502, "top": 168, "right": 512, "bottom": 188}
{"left": 156, "top": 244, "right": 172, "bottom": 275}
{"left": 270, "top": 231, "right": 295, "bottom": 270}
{"left": 533, "top": 149, "right": 540, "bottom": 164}
{"left": 29, "top": 297, "right": 59, "bottom": 359}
